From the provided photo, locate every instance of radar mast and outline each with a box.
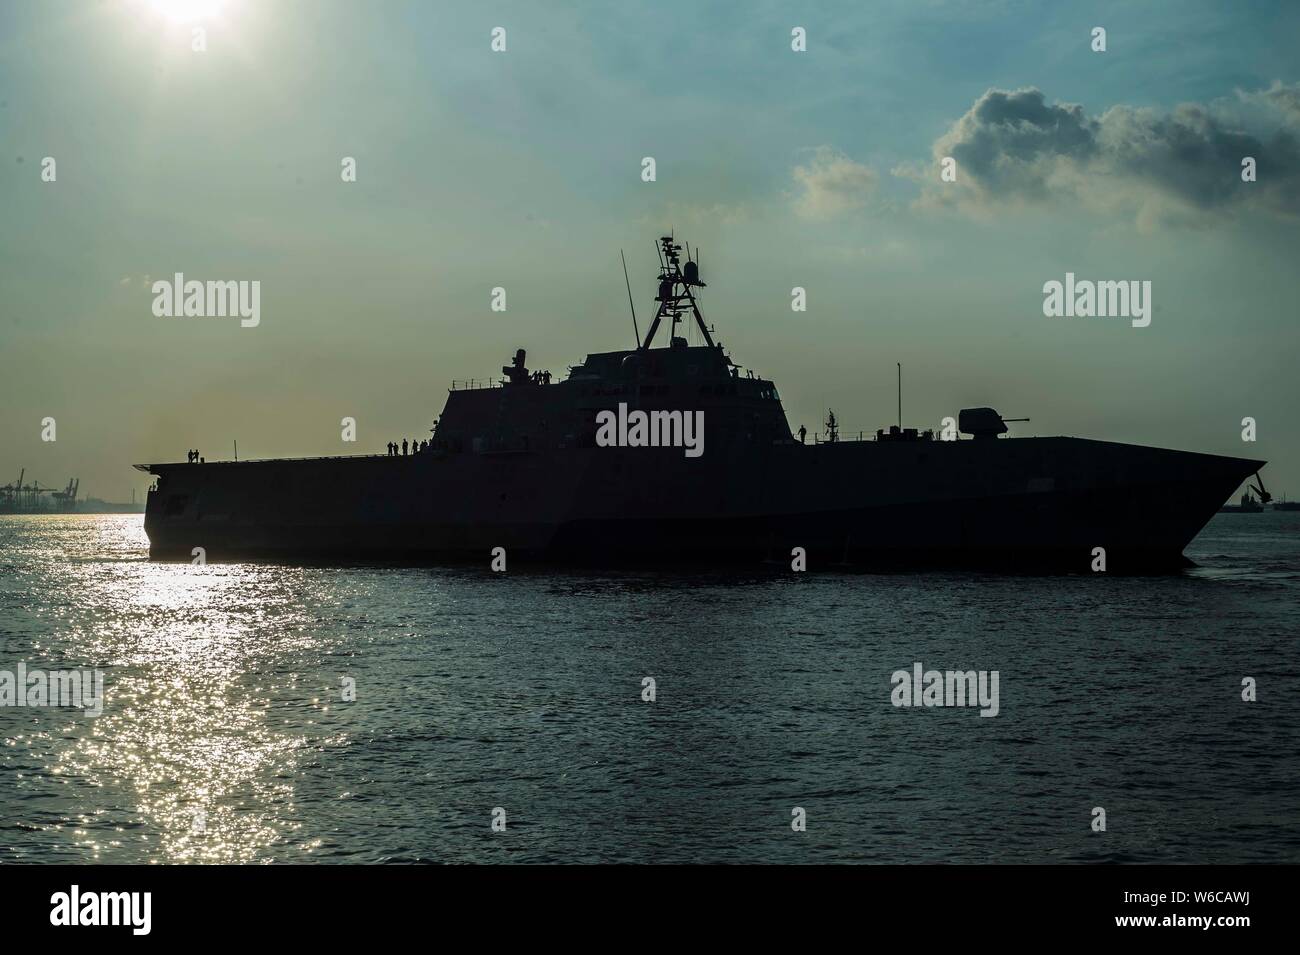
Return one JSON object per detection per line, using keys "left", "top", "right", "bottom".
{"left": 639, "top": 235, "right": 715, "bottom": 350}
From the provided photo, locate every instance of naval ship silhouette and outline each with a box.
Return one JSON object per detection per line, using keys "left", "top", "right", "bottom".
{"left": 137, "top": 236, "right": 1266, "bottom": 572}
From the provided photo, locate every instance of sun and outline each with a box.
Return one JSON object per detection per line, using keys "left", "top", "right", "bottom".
{"left": 150, "top": 0, "right": 224, "bottom": 23}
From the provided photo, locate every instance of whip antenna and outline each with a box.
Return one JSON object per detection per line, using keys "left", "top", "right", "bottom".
{"left": 621, "top": 249, "right": 640, "bottom": 348}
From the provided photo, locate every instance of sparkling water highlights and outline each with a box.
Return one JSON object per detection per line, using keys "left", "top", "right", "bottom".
{"left": 2, "top": 513, "right": 1298, "bottom": 863}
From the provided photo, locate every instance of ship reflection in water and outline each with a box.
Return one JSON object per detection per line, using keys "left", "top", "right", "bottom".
{"left": 2, "top": 512, "right": 1299, "bottom": 863}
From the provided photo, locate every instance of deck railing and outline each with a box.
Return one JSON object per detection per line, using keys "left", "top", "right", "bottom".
{"left": 449, "top": 378, "right": 504, "bottom": 391}
{"left": 810, "top": 429, "right": 939, "bottom": 444}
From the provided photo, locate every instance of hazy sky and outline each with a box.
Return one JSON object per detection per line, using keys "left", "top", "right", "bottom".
{"left": 2, "top": 0, "right": 1297, "bottom": 502}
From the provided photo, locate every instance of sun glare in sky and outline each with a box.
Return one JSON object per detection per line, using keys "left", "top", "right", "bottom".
{"left": 149, "top": 0, "right": 224, "bottom": 24}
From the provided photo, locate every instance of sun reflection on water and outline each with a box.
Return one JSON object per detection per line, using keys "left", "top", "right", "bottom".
{"left": 3, "top": 515, "right": 345, "bottom": 862}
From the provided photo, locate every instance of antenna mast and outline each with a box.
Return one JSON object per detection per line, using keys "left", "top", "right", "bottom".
{"left": 639, "top": 235, "right": 714, "bottom": 350}
{"left": 621, "top": 249, "right": 640, "bottom": 348}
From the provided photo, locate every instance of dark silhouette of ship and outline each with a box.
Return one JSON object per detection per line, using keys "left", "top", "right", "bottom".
{"left": 1219, "top": 492, "right": 1265, "bottom": 513}
{"left": 1218, "top": 474, "right": 1272, "bottom": 512}
{"left": 137, "top": 237, "right": 1266, "bottom": 572}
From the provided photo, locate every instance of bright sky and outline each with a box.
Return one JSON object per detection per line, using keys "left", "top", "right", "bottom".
{"left": 1, "top": 0, "right": 1297, "bottom": 501}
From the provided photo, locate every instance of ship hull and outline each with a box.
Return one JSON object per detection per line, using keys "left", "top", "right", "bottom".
{"left": 139, "top": 437, "right": 1261, "bottom": 573}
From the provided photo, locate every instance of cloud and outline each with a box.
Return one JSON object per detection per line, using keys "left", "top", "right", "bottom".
{"left": 904, "top": 83, "right": 1300, "bottom": 225}
{"left": 791, "top": 146, "right": 878, "bottom": 219}
{"left": 1253, "top": 80, "right": 1300, "bottom": 126}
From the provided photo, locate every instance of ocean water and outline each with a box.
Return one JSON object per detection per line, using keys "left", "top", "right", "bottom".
{"left": 1, "top": 513, "right": 1298, "bottom": 864}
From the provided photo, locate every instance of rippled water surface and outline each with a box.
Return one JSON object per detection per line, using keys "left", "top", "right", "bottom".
{"left": 2, "top": 513, "right": 1298, "bottom": 863}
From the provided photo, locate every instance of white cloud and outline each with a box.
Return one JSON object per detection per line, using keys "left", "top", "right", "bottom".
{"left": 903, "top": 83, "right": 1300, "bottom": 226}
{"left": 791, "top": 147, "right": 878, "bottom": 220}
